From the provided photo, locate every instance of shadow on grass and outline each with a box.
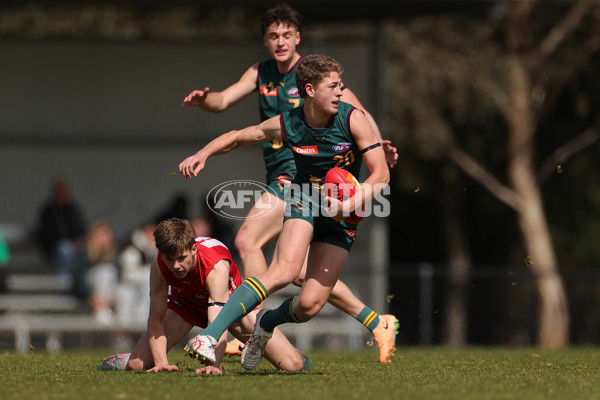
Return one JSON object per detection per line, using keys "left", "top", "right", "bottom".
{"left": 177, "top": 365, "right": 324, "bottom": 376}
{"left": 225, "top": 370, "right": 325, "bottom": 376}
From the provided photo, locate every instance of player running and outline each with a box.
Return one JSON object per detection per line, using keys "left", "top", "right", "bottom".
{"left": 179, "top": 54, "right": 389, "bottom": 369}
{"left": 97, "top": 218, "right": 311, "bottom": 373}
{"left": 181, "top": 3, "right": 398, "bottom": 363}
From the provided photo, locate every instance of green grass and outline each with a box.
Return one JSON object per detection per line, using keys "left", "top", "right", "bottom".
{"left": 2, "top": 347, "right": 600, "bottom": 399}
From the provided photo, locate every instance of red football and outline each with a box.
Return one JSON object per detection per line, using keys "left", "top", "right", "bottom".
{"left": 324, "top": 168, "right": 364, "bottom": 224}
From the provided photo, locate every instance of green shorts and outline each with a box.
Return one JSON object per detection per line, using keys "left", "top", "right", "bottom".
{"left": 283, "top": 193, "right": 357, "bottom": 252}
{"left": 265, "top": 159, "right": 297, "bottom": 201}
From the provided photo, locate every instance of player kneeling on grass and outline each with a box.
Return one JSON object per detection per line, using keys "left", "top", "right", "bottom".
{"left": 98, "top": 218, "right": 311, "bottom": 373}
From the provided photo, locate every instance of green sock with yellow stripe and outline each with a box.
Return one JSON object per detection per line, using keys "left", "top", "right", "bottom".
{"left": 260, "top": 296, "right": 301, "bottom": 332}
{"left": 201, "top": 277, "right": 268, "bottom": 341}
{"left": 356, "top": 306, "right": 380, "bottom": 333}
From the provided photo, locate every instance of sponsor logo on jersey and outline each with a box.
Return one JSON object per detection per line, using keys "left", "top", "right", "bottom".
{"left": 294, "top": 145, "right": 319, "bottom": 155}
{"left": 346, "top": 230, "right": 357, "bottom": 239}
{"left": 287, "top": 87, "right": 299, "bottom": 97}
{"left": 260, "top": 85, "right": 278, "bottom": 96}
{"left": 276, "top": 175, "right": 292, "bottom": 186}
{"left": 333, "top": 142, "right": 352, "bottom": 152}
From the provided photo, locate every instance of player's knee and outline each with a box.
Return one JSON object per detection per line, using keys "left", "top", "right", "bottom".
{"left": 126, "top": 358, "right": 144, "bottom": 371}
{"left": 270, "top": 355, "right": 303, "bottom": 372}
{"left": 288, "top": 356, "right": 304, "bottom": 371}
{"left": 234, "top": 230, "right": 256, "bottom": 256}
{"left": 233, "top": 232, "right": 247, "bottom": 254}
{"left": 294, "top": 297, "right": 326, "bottom": 321}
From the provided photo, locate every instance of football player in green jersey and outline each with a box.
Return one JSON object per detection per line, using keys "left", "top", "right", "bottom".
{"left": 179, "top": 54, "right": 391, "bottom": 370}
{"left": 181, "top": 4, "right": 398, "bottom": 363}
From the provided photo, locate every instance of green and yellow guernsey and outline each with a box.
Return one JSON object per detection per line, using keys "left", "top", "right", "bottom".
{"left": 257, "top": 57, "right": 303, "bottom": 180}
{"left": 280, "top": 101, "right": 363, "bottom": 193}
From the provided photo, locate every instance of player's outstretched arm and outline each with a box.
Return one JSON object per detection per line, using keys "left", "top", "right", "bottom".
{"left": 341, "top": 87, "right": 398, "bottom": 168}
{"left": 181, "top": 87, "right": 212, "bottom": 108}
{"left": 146, "top": 257, "right": 179, "bottom": 372}
{"left": 181, "top": 64, "right": 259, "bottom": 112}
{"left": 179, "top": 116, "right": 282, "bottom": 178}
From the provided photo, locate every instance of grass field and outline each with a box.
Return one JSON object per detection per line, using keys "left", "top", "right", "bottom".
{"left": 2, "top": 347, "right": 600, "bottom": 400}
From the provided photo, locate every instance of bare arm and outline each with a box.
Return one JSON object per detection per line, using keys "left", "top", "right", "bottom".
{"left": 179, "top": 115, "right": 282, "bottom": 178}
{"left": 145, "top": 257, "right": 178, "bottom": 372}
{"left": 326, "top": 110, "right": 390, "bottom": 221}
{"left": 181, "top": 64, "right": 259, "bottom": 112}
{"left": 341, "top": 87, "right": 398, "bottom": 168}
{"left": 194, "top": 259, "right": 232, "bottom": 375}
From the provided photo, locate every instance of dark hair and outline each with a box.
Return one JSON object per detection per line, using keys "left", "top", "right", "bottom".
{"left": 261, "top": 2, "right": 304, "bottom": 35}
{"left": 153, "top": 218, "right": 196, "bottom": 258}
{"left": 296, "top": 55, "right": 344, "bottom": 98}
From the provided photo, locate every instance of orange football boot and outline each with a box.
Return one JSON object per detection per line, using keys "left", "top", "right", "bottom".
{"left": 372, "top": 314, "right": 399, "bottom": 363}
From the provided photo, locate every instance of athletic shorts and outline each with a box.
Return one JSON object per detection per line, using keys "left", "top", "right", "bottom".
{"left": 167, "top": 297, "right": 208, "bottom": 328}
{"left": 167, "top": 286, "right": 249, "bottom": 329}
{"left": 283, "top": 193, "right": 358, "bottom": 252}
{"left": 265, "top": 159, "right": 296, "bottom": 200}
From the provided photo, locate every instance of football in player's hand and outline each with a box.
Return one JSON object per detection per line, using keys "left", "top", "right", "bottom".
{"left": 324, "top": 168, "right": 363, "bottom": 224}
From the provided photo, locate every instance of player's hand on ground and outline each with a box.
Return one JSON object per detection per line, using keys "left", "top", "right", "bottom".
{"left": 195, "top": 366, "right": 222, "bottom": 375}
{"left": 146, "top": 364, "right": 179, "bottom": 373}
{"left": 382, "top": 140, "right": 398, "bottom": 168}
{"left": 179, "top": 152, "right": 207, "bottom": 178}
{"left": 181, "top": 87, "right": 210, "bottom": 108}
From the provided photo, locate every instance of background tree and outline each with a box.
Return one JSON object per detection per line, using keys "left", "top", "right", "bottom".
{"left": 384, "top": 0, "right": 600, "bottom": 347}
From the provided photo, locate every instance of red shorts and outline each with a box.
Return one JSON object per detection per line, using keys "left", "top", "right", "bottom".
{"left": 167, "top": 297, "right": 208, "bottom": 328}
